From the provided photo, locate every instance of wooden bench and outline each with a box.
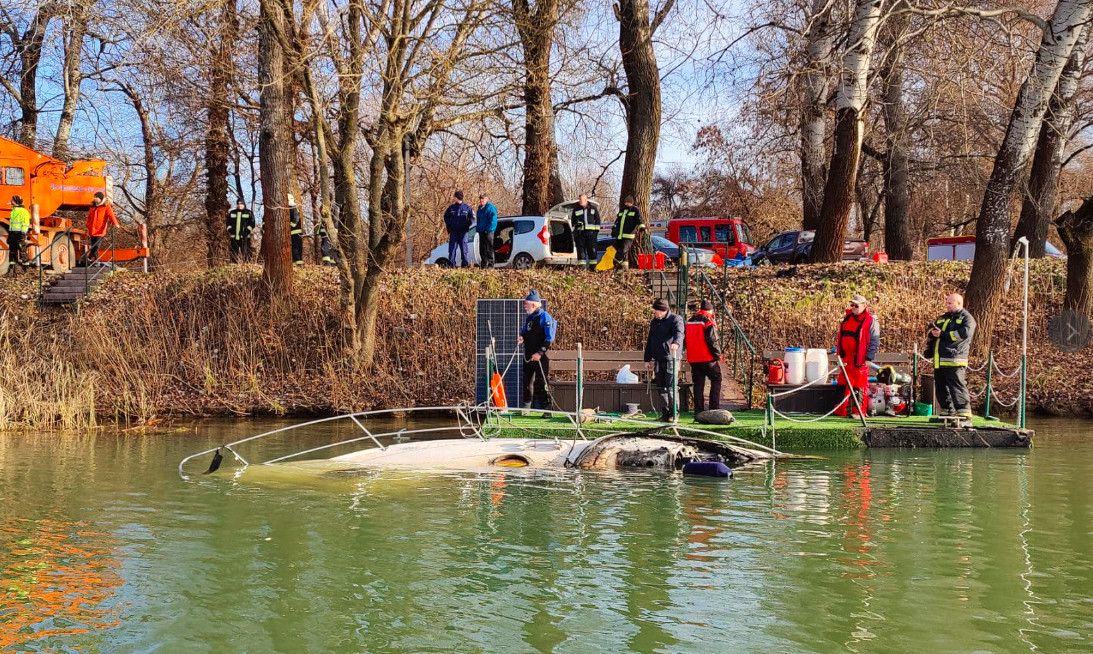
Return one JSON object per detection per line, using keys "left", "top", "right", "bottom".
{"left": 761, "top": 351, "right": 913, "bottom": 413}
{"left": 548, "top": 349, "right": 691, "bottom": 413}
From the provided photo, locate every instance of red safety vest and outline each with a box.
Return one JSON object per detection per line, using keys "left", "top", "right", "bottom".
{"left": 838, "top": 310, "right": 874, "bottom": 367}
{"left": 685, "top": 313, "right": 716, "bottom": 363}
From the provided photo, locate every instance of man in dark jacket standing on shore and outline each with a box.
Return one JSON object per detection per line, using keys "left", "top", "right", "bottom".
{"left": 611, "top": 195, "right": 643, "bottom": 269}
{"left": 644, "top": 298, "right": 685, "bottom": 422}
{"left": 925, "top": 293, "right": 977, "bottom": 416}
{"left": 475, "top": 194, "right": 498, "bottom": 268}
{"left": 443, "top": 190, "right": 475, "bottom": 268}
{"left": 570, "top": 194, "right": 601, "bottom": 268}
{"left": 227, "top": 200, "right": 255, "bottom": 263}
{"left": 518, "top": 289, "right": 557, "bottom": 415}
{"left": 686, "top": 299, "right": 722, "bottom": 413}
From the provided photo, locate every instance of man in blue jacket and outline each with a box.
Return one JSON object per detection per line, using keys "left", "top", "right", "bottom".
{"left": 518, "top": 289, "right": 557, "bottom": 415}
{"left": 443, "top": 190, "right": 475, "bottom": 268}
{"left": 475, "top": 194, "right": 498, "bottom": 268}
{"left": 644, "top": 298, "right": 685, "bottom": 422}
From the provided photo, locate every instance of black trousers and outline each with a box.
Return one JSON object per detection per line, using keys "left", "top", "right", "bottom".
{"left": 934, "top": 366, "right": 970, "bottom": 415}
{"left": 478, "top": 231, "right": 494, "bottom": 268}
{"left": 613, "top": 238, "right": 633, "bottom": 269}
{"left": 291, "top": 234, "right": 304, "bottom": 263}
{"left": 522, "top": 354, "right": 550, "bottom": 409}
{"left": 576, "top": 230, "right": 598, "bottom": 265}
{"left": 80, "top": 235, "right": 104, "bottom": 266}
{"left": 653, "top": 357, "right": 678, "bottom": 417}
{"left": 690, "top": 360, "right": 722, "bottom": 412}
{"left": 229, "top": 238, "right": 250, "bottom": 263}
{"left": 7, "top": 230, "right": 25, "bottom": 272}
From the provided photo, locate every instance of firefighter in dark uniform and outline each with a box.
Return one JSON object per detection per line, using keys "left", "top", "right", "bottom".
{"left": 518, "top": 289, "right": 557, "bottom": 415}
{"left": 925, "top": 292, "right": 977, "bottom": 416}
{"left": 611, "top": 195, "right": 643, "bottom": 269}
{"left": 316, "top": 218, "right": 336, "bottom": 265}
{"left": 570, "top": 193, "right": 601, "bottom": 269}
{"left": 289, "top": 194, "right": 304, "bottom": 265}
{"left": 644, "top": 298, "right": 685, "bottom": 422}
{"left": 226, "top": 200, "right": 255, "bottom": 263}
{"left": 685, "top": 299, "right": 723, "bottom": 413}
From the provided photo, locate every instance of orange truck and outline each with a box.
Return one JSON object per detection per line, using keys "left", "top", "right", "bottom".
{"left": 0, "top": 135, "right": 148, "bottom": 272}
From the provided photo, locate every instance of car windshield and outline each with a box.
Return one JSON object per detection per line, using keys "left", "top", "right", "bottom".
{"left": 1045, "top": 242, "right": 1064, "bottom": 257}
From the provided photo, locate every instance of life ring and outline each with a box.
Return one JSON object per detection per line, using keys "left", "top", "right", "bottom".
{"left": 490, "top": 372, "right": 508, "bottom": 409}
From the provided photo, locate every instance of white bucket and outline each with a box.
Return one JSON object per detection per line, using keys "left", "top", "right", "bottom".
{"left": 805, "top": 348, "right": 830, "bottom": 383}
{"left": 784, "top": 348, "right": 806, "bottom": 385}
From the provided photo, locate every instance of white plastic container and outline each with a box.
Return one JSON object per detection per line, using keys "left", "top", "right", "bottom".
{"left": 805, "top": 348, "right": 830, "bottom": 383}
{"left": 784, "top": 348, "right": 806, "bottom": 385}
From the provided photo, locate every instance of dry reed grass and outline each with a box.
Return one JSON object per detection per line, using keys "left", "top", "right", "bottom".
{"left": 0, "top": 259, "right": 1081, "bottom": 431}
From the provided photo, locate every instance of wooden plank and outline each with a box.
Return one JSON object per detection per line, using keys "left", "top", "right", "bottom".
{"left": 550, "top": 350, "right": 645, "bottom": 361}
{"left": 762, "top": 350, "right": 910, "bottom": 364}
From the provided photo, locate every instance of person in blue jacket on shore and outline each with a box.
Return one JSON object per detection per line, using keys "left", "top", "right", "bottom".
{"left": 443, "top": 190, "right": 475, "bottom": 268}
{"left": 475, "top": 194, "right": 498, "bottom": 268}
{"left": 518, "top": 289, "right": 557, "bottom": 415}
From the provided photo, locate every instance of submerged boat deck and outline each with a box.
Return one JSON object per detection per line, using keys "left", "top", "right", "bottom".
{"left": 488, "top": 410, "right": 1031, "bottom": 450}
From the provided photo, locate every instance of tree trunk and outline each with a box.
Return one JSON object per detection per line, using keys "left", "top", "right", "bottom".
{"left": 257, "top": 0, "right": 294, "bottom": 294}
{"left": 879, "top": 24, "right": 912, "bottom": 260}
{"left": 513, "top": 0, "right": 561, "bottom": 215}
{"left": 1056, "top": 197, "right": 1093, "bottom": 316}
{"left": 204, "top": 0, "right": 237, "bottom": 267}
{"left": 5, "top": 8, "right": 53, "bottom": 148}
{"left": 615, "top": 0, "right": 673, "bottom": 223}
{"left": 965, "top": 0, "right": 1091, "bottom": 351}
{"left": 812, "top": 0, "right": 885, "bottom": 263}
{"left": 53, "top": 7, "right": 89, "bottom": 161}
{"left": 1012, "top": 24, "right": 1089, "bottom": 259}
{"left": 798, "top": 0, "right": 833, "bottom": 230}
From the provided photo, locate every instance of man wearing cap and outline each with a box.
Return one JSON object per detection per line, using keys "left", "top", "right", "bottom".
{"left": 644, "top": 298, "right": 685, "bottom": 422}
{"left": 475, "top": 194, "right": 498, "bottom": 268}
{"left": 518, "top": 290, "right": 557, "bottom": 414}
{"left": 836, "top": 294, "right": 880, "bottom": 417}
{"left": 686, "top": 299, "right": 723, "bottom": 413}
{"left": 7, "top": 195, "right": 31, "bottom": 276}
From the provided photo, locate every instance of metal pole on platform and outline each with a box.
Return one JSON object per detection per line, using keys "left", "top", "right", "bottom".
{"left": 911, "top": 343, "right": 918, "bottom": 407}
{"left": 766, "top": 393, "right": 775, "bottom": 452}
{"left": 1020, "top": 238, "right": 1029, "bottom": 429}
{"left": 984, "top": 350, "right": 993, "bottom": 419}
{"left": 576, "top": 342, "right": 583, "bottom": 418}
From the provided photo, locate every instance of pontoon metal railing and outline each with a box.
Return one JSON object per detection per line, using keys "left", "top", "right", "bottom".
{"left": 696, "top": 270, "right": 758, "bottom": 409}
{"left": 177, "top": 405, "right": 480, "bottom": 479}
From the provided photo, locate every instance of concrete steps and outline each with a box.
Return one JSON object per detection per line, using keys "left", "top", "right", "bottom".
{"left": 39, "top": 265, "right": 113, "bottom": 305}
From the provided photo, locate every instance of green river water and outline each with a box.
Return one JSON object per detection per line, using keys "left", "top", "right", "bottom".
{"left": 0, "top": 418, "right": 1089, "bottom": 653}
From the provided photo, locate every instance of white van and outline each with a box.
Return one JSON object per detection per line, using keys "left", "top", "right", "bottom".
{"left": 424, "top": 201, "right": 596, "bottom": 268}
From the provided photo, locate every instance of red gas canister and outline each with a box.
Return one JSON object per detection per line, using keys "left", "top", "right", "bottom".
{"left": 767, "top": 358, "right": 785, "bottom": 385}
{"left": 872, "top": 251, "right": 889, "bottom": 263}
{"left": 654, "top": 251, "right": 667, "bottom": 269}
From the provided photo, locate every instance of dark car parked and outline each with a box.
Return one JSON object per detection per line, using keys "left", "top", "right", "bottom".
{"left": 752, "top": 230, "right": 869, "bottom": 265}
{"left": 596, "top": 235, "right": 717, "bottom": 267}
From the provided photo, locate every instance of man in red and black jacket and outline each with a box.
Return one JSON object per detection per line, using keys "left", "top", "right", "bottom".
{"left": 685, "top": 299, "right": 723, "bottom": 413}
{"left": 836, "top": 294, "right": 880, "bottom": 417}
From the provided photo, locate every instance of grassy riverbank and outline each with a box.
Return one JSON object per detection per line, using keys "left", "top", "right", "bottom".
{"left": 0, "top": 260, "right": 1081, "bottom": 429}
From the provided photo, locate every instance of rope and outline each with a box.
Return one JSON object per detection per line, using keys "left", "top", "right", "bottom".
{"left": 768, "top": 367, "right": 839, "bottom": 398}
{"left": 771, "top": 396, "right": 850, "bottom": 423}
{"left": 992, "top": 361, "right": 1021, "bottom": 378}
{"left": 990, "top": 389, "right": 1020, "bottom": 408}
{"left": 965, "top": 361, "right": 988, "bottom": 373}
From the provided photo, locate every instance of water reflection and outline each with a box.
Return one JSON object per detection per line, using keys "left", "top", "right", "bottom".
{"left": 0, "top": 421, "right": 1088, "bottom": 653}
{"left": 0, "top": 517, "right": 122, "bottom": 650}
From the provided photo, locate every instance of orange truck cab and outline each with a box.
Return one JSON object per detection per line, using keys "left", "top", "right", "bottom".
{"left": 665, "top": 217, "right": 754, "bottom": 263}
{"left": 0, "top": 135, "right": 148, "bottom": 271}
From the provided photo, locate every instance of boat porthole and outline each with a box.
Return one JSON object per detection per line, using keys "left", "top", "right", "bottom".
{"left": 491, "top": 454, "right": 530, "bottom": 468}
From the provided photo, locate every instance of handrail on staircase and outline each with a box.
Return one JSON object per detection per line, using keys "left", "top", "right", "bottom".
{"left": 695, "top": 270, "right": 758, "bottom": 408}
{"left": 31, "top": 229, "right": 74, "bottom": 303}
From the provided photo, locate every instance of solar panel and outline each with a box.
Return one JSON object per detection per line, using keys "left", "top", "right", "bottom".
{"left": 476, "top": 299, "right": 524, "bottom": 406}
